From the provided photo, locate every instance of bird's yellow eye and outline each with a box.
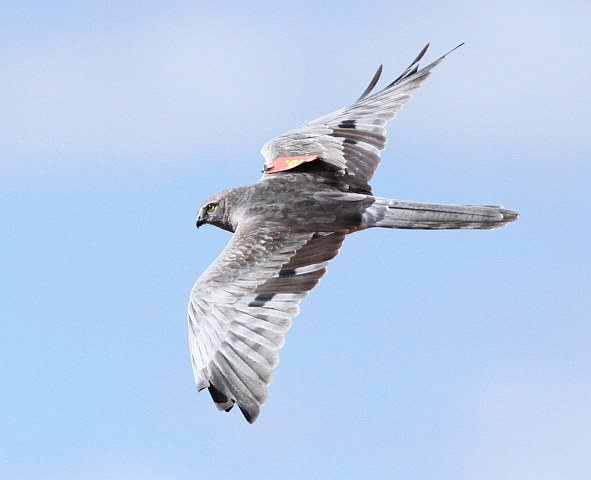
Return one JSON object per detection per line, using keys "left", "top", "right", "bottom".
{"left": 206, "top": 203, "right": 217, "bottom": 213}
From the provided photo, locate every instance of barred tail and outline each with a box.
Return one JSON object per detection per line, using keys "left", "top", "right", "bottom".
{"left": 362, "top": 198, "right": 519, "bottom": 230}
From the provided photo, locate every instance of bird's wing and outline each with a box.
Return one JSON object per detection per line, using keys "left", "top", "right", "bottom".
{"left": 188, "top": 223, "right": 346, "bottom": 423}
{"left": 260, "top": 44, "right": 462, "bottom": 193}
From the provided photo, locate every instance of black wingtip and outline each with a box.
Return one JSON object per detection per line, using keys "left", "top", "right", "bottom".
{"left": 208, "top": 384, "right": 228, "bottom": 404}
{"left": 387, "top": 42, "right": 431, "bottom": 88}
{"left": 413, "top": 42, "right": 430, "bottom": 64}
{"left": 386, "top": 42, "right": 465, "bottom": 89}
{"left": 442, "top": 42, "right": 465, "bottom": 58}
{"left": 238, "top": 404, "right": 259, "bottom": 424}
{"left": 208, "top": 384, "right": 235, "bottom": 411}
{"left": 356, "top": 64, "right": 383, "bottom": 101}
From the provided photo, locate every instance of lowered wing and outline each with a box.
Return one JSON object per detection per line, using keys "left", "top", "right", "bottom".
{"left": 188, "top": 223, "right": 346, "bottom": 423}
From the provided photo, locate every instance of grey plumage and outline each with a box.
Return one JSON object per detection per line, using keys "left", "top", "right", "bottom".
{"left": 362, "top": 198, "right": 519, "bottom": 230}
{"left": 188, "top": 44, "right": 519, "bottom": 423}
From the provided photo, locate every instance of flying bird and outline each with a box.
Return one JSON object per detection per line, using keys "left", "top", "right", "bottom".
{"left": 188, "top": 44, "right": 518, "bottom": 423}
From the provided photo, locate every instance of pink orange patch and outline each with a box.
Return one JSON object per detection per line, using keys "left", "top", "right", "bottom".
{"left": 265, "top": 155, "right": 319, "bottom": 173}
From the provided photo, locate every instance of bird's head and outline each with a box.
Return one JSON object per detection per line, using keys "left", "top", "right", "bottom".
{"left": 196, "top": 193, "right": 232, "bottom": 231}
{"left": 196, "top": 194, "right": 224, "bottom": 229}
{"left": 196, "top": 186, "right": 249, "bottom": 232}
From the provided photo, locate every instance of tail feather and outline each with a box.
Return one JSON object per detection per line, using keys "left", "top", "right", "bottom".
{"left": 363, "top": 198, "right": 519, "bottom": 230}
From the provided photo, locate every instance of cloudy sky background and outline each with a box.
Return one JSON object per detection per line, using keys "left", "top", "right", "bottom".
{"left": 2, "top": 2, "right": 590, "bottom": 479}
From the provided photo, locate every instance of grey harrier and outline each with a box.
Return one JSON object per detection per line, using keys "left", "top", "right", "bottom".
{"left": 188, "top": 44, "right": 518, "bottom": 423}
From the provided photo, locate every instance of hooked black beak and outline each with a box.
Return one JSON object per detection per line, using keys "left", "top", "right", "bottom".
{"left": 196, "top": 217, "right": 205, "bottom": 228}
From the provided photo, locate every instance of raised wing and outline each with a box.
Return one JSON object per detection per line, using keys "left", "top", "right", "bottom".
{"left": 261, "top": 44, "right": 463, "bottom": 193}
{"left": 188, "top": 224, "right": 346, "bottom": 423}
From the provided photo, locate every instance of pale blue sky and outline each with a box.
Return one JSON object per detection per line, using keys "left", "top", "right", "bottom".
{"left": 1, "top": 2, "right": 590, "bottom": 479}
